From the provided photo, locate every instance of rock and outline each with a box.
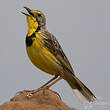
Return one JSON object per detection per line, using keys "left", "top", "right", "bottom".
{"left": 0, "top": 89, "right": 77, "bottom": 110}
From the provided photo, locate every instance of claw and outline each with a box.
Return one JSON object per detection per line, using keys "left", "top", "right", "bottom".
{"left": 27, "top": 93, "right": 33, "bottom": 98}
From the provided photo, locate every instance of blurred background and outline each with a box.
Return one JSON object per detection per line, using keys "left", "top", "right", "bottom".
{"left": 0, "top": 0, "right": 110, "bottom": 109}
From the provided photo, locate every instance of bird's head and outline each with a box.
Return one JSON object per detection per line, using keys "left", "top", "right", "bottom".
{"left": 22, "top": 7, "right": 46, "bottom": 36}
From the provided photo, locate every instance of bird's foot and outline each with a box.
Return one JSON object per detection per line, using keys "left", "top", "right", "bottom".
{"left": 26, "top": 87, "right": 61, "bottom": 99}
{"left": 26, "top": 86, "right": 49, "bottom": 98}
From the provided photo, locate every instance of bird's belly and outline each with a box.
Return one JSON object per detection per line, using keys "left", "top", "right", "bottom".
{"left": 26, "top": 45, "right": 60, "bottom": 75}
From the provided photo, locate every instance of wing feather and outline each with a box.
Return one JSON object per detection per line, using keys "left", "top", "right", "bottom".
{"left": 40, "top": 31, "right": 75, "bottom": 75}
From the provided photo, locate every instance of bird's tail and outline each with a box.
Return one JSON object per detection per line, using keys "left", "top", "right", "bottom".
{"left": 65, "top": 73, "right": 96, "bottom": 103}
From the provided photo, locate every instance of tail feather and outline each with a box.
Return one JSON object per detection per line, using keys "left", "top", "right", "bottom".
{"left": 77, "top": 77, "right": 96, "bottom": 102}
{"left": 65, "top": 74, "right": 96, "bottom": 102}
{"left": 72, "top": 89, "right": 83, "bottom": 103}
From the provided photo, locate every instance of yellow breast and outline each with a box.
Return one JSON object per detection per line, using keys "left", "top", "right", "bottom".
{"left": 26, "top": 34, "right": 60, "bottom": 75}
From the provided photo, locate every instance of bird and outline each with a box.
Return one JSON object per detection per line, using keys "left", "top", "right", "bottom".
{"left": 22, "top": 7, "right": 96, "bottom": 103}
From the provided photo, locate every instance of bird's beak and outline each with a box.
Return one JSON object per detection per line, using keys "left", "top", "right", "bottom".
{"left": 21, "top": 7, "right": 34, "bottom": 17}
{"left": 21, "top": 12, "right": 30, "bottom": 16}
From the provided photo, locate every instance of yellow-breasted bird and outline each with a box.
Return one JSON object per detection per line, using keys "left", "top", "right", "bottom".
{"left": 22, "top": 7, "right": 96, "bottom": 103}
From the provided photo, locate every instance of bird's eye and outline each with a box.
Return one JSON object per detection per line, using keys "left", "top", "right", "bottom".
{"left": 38, "top": 14, "right": 41, "bottom": 17}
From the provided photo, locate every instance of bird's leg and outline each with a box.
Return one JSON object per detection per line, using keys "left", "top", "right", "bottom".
{"left": 26, "top": 75, "right": 59, "bottom": 96}
{"left": 40, "top": 75, "right": 58, "bottom": 88}
{"left": 27, "top": 76, "right": 62, "bottom": 98}
{"left": 46, "top": 76, "right": 62, "bottom": 88}
{"left": 41, "top": 76, "right": 62, "bottom": 94}
{"left": 42, "top": 76, "right": 63, "bottom": 99}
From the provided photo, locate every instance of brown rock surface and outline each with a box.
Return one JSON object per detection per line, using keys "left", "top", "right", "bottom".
{"left": 0, "top": 89, "right": 77, "bottom": 110}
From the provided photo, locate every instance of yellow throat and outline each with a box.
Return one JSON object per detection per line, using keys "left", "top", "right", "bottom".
{"left": 26, "top": 15, "right": 39, "bottom": 36}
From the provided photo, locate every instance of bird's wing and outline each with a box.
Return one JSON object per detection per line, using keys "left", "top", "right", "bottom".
{"left": 40, "top": 31, "right": 75, "bottom": 75}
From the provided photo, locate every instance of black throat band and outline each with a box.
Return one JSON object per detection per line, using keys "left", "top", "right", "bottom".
{"left": 25, "top": 24, "right": 41, "bottom": 46}
{"left": 25, "top": 32, "right": 36, "bottom": 46}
